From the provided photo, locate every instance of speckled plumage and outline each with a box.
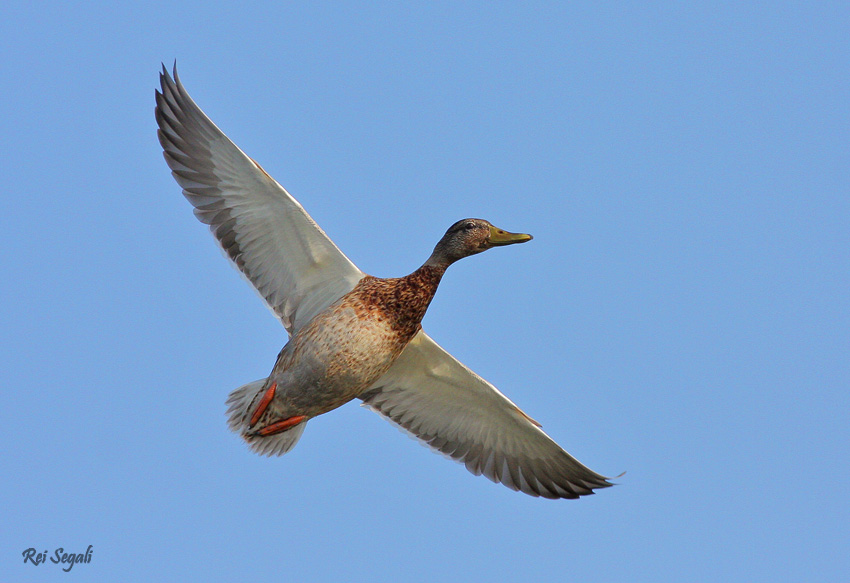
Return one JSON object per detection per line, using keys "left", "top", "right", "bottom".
{"left": 246, "top": 265, "right": 446, "bottom": 427}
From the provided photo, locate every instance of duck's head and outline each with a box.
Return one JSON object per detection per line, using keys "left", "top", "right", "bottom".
{"left": 425, "top": 218, "right": 533, "bottom": 268}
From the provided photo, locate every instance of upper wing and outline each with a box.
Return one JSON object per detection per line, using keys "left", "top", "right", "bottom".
{"left": 155, "top": 65, "right": 364, "bottom": 334}
{"left": 359, "top": 331, "right": 613, "bottom": 499}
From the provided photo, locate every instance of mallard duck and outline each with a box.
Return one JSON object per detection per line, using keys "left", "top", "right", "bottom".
{"left": 155, "top": 66, "right": 613, "bottom": 499}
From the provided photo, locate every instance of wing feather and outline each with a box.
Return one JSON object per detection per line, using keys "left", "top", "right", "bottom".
{"left": 360, "top": 331, "right": 613, "bottom": 499}
{"left": 155, "top": 65, "right": 363, "bottom": 333}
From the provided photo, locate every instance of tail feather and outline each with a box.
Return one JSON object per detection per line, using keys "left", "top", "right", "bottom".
{"left": 226, "top": 378, "right": 307, "bottom": 457}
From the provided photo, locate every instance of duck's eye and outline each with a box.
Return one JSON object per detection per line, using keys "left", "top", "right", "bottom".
{"left": 464, "top": 222, "right": 476, "bottom": 230}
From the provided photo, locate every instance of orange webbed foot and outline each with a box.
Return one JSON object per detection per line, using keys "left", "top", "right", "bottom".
{"left": 248, "top": 381, "right": 277, "bottom": 428}
{"left": 251, "top": 415, "right": 308, "bottom": 437}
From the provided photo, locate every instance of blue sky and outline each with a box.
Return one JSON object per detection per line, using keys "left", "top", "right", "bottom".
{"left": 2, "top": 1, "right": 848, "bottom": 581}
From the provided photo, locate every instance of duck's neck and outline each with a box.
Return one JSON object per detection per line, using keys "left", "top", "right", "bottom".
{"left": 404, "top": 263, "right": 447, "bottom": 309}
{"left": 413, "top": 262, "right": 447, "bottom": 282}
{"left": 414, "top": 250, "right": 458, "bottom": 310}
{"left": 423, "top": 249, "right": 457, "bottom": 270}
{"left": 386, "top": 263, "right": 447, "bottom": 335}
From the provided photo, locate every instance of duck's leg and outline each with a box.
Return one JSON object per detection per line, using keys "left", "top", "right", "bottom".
{"left": 251, "top": 415, "right": 308, "bottom": 437}
{"left": 245, "top": 379, "right": 308, "bottom": 437}
{"left": 248, "top": 381, "right": 277, "bottom": 428}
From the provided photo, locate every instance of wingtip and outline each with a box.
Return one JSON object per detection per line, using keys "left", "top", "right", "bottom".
{"left": 158, "top": 60, "right": 178, "bottom": 82}
{"left": 593, "top": 470, "right": 625, "bottom": 490}
{"left": 172, "top": 61, "right": 182, "bottom": 87}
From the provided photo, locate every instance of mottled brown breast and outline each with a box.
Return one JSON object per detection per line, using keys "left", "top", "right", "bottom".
{"left": 349, "top": 264, "right": 446, "bottom": 343}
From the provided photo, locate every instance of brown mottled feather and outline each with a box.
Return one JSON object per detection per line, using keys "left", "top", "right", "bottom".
{"left": 354, "top": 265, "right": 447, "bottom": 337}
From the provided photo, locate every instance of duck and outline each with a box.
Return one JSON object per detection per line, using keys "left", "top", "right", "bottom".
{"left": 155, "top": 65, "right": 613, "bottom": 499}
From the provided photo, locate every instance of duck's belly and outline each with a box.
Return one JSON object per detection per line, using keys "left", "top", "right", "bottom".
{"left": 274, "top": 305, "right": 414, "bottom": 417}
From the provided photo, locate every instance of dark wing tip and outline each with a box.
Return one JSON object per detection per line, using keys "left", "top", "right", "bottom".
{"left": 158, "top": 60, "right": 177, "bottom": 75}
{"left": 156, "top": 61, "right": 178, "bottom": 91}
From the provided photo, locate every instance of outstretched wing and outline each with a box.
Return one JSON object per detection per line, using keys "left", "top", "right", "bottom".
{"left": 360, "top": 331, "right": 613, "bottom": 499}
{"left": 156, "top": 65, "right": 364, "bottom": 334}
